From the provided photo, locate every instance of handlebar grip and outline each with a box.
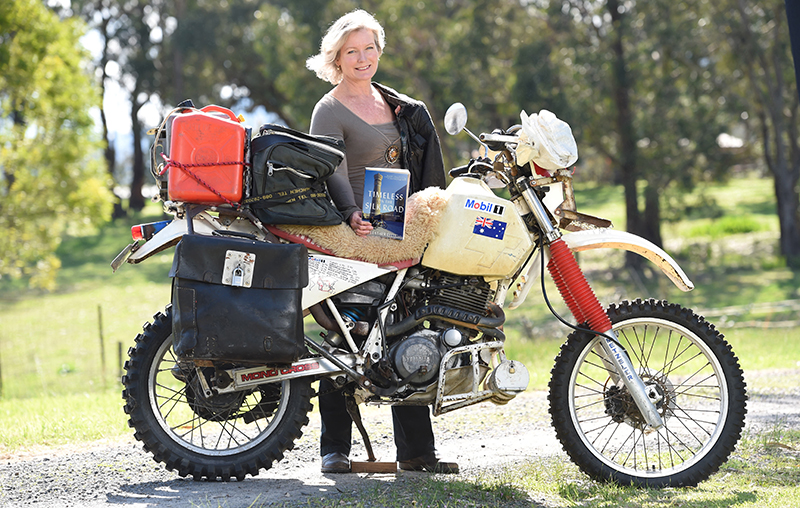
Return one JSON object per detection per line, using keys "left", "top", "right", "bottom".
{"left": 449, "top": 165, "right": 471, "bottom": 177}
{"left": 480, "top": 131, "right": 519, "bottom": 151}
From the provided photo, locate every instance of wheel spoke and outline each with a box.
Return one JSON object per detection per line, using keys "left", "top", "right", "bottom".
{"left": 145, "top": 329, "right": 292, "bottom": 454}
{"left": 555, "top": 303, "right": 745, "bottom": 485}
{"left": 574, "top": 397, "right": 606, "bottom": 412}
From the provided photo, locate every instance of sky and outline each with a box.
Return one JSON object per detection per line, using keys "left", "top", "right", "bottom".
{"left": 77, "top": 22, "right": 277, "bottom": 181}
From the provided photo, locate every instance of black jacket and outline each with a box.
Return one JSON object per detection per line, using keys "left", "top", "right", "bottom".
{"left": 373, "top": 82, "right": 447, "bottom": 193}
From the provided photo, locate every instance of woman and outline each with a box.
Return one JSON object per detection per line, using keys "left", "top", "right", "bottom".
{"left": 306, "top": 9, "right": 454, "bottom": 474}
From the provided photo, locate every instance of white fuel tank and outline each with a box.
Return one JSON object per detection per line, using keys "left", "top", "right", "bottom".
{"left": 422, "top": 178, "right": 534, "bottom": 278}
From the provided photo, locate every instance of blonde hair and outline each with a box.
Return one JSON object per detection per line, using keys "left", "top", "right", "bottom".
{"left": 306, "top": 10, "right": 385, "bottom": 85}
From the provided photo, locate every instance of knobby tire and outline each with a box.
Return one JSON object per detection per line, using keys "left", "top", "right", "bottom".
{"left": 122, "top": 306, "right": 314, "bottom": 481}
{"left": 548, "top": 299, "right": 747, "bottom": 487}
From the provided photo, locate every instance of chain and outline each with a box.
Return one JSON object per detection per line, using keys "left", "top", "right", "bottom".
{"left": 315, "top": 381, "right": 350, "bottom": 399}
{"left": 300, "top": 346, "right": 357, "bottom": 399}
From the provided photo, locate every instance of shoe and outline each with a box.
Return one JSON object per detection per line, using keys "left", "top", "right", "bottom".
{"left": 398, "top": 453, "right": 459, "bottom": 474}
{"left": 321, "top": 452, "right": 350, "bottom": 473}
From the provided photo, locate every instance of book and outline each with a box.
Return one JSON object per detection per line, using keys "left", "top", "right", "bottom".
{"left": 361, "top": 167, "right": 410, "bottom": 240}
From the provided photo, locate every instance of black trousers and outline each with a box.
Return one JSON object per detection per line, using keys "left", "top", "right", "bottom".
{"left": 319, "top": 377, "right": 436, "bottom": 461}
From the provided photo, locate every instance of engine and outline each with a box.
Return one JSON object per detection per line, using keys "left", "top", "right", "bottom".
{"left": 313, "top": 269, "right": 501, "bottom": 394}
{"left": 385, "top": 270, "right": 497, "bottom": 388}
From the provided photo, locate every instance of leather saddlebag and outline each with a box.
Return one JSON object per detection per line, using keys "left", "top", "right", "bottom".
{"left": 170, "top": 234, "right": 308, "bottom": 364}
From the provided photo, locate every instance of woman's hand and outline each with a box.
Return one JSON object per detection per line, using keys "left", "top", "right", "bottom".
{"left": 348, "top": 211, "right": 373, "bottom": 237}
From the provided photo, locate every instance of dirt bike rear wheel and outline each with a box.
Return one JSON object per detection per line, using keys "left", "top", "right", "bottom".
{"left": 548, "top": 299, "right": 747, "bottom": 487}
{"left": 122, "top": 306, "right": 314, "bottom": 481}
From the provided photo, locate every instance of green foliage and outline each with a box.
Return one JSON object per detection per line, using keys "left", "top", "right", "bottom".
{"left": 688, "top": 215, "right": 766, "bottom": 239}
{"left": 267, "top": 475, "right": 531, "bottom": 507}
{"left": 495, "top": 444, "right": 800, "bottom": 508}
{"left": 540, "top": 0, "right": 742, "bottom": 246}
{"left": 0, "top": 0, "right": 114, "bottom": 289}
{"left": 267, "top": 427, "right": 800, "bottom": 507}
{"left": 58, "top": 0, "right": 800, "bottom": 265}
{"left": 711, "top": 0, "right": 800, "bottom": 260}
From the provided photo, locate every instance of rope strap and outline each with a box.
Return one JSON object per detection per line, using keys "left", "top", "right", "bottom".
{"left": 160, "top": 154, "right": 248, "bottom": 208}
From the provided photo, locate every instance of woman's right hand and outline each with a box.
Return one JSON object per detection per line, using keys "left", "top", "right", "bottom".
{"left": 348, "top": 211, "right": 373, "bottom": 237}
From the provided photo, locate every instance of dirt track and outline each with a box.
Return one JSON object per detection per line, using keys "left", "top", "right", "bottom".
{"left": 1, "top": 371, "right": 798, "bottom": 508}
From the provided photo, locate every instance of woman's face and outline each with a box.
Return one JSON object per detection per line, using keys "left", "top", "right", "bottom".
{"left": 336, "top": 28, "right": 380, "bottom": 84}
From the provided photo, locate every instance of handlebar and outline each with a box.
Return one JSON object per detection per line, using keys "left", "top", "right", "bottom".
{"left": 449, "top": 164, "right": 471, "bottom": 178}
{"left": 479, "top": 133, "right": 519, "bottom": 144}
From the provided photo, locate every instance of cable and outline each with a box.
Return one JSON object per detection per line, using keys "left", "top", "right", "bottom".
{"left": 537, "top": 232, "right": 610, "bottom": 340}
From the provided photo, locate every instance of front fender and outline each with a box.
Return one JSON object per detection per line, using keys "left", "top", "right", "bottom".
{"left": 562, "top": 229, "right": 694, "bottom": 292}
{"left": 508, "top": 228, "right": 693, "bottom": 310}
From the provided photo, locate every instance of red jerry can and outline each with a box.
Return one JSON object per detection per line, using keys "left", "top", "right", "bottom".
{"left": 168, "top": 105, "right": 246, "bottom": 205}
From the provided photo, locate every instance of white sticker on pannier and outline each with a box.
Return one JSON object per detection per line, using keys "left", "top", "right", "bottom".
{"left": 222, "top": 250, "right": 256, "bottom": 287}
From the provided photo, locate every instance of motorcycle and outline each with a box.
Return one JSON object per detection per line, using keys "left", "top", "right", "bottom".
{"left": 113, "top": 102, "right": 747, "bottom": 487}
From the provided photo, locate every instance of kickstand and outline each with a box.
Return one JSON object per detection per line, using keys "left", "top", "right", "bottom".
{"left": 344, "top": 394, "right": 376, "bottom": 462}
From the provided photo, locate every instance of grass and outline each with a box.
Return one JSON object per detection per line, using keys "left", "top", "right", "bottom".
{"left": 263, "top": 427, "right": 800, "bottom": 508}
{"left": 0, "top": 391, "right": 129, "bottom": 454}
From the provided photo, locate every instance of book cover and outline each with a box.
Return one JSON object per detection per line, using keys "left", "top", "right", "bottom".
{"left": 361, "top": 167, "right": 410, "bottom": 240}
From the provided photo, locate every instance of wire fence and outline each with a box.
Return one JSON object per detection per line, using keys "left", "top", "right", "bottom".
{"left": 1, "top": 298, "right": 798, "bottom": 400}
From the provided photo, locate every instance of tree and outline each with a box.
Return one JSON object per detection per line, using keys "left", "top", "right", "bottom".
{"left": 0, "top": 0, "right": 113, "bottom": 289}
{"left": 715, "top": 0, "right": 800, "bottom": 263}
{"left": 69, "top": 0, "right": 168, "bottom": 212}
{"left": 66, "top": 0, "right": 124, "bottom": 217}
{"left": 543, "top": 0, "right": 737, "bottom": 267}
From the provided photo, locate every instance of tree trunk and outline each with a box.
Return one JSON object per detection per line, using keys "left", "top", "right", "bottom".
{"left": 773, "top": 167, "right": 800, "bottom": 261}
{"left": 763, "top": 104, "right": 800, "bottom": 260}
{"left": 607, "top": 0, "right": 646, "bottom": 268}
{"left": 98, "top": 10, "right": 125, "bottom": 218}
{"left": 643, "top": 184, "right": 663, "bottom": 248}
{"left": 173, "top": 0, "right": 186, "bottom": 104}
{"left": 728, "top": 0, "right": 800, "bottom": 263}
{"left": 129, "top": 97, "right": 146, "bottom": 211}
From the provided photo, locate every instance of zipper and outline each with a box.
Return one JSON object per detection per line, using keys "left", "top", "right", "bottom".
{"left": 267, "top": 161, "right": 314, "bottom": 179}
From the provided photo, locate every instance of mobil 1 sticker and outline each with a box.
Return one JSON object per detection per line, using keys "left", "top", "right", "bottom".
{"left": 464, "top": 198, "right": 505, "bottom": 216}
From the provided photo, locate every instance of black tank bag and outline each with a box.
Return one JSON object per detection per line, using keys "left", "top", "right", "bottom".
{"left": 170, "top": 234, "right": 308, "bottom": 364}
{"left": 245, "top": 123, "right": 345, "bottom": 225}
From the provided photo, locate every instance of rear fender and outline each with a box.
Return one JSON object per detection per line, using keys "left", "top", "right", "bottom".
{"left": 128, "top": 213, "right": 264, "bottom": 264}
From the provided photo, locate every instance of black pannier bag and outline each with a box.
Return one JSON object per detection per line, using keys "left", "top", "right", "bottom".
{"left": 170, "top": 234, "right": 309, "bottom": 364}
{"left": 244, "top": 123, "right": 345, "bottom": 225}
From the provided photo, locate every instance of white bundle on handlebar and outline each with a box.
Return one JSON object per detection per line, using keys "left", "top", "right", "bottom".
{"left": 516, "top": 109, "right": 578, "bottom": 170}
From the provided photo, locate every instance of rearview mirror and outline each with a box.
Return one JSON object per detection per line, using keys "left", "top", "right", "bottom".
{"left": 444, "top": 103, "right": 468, "bottom": 135}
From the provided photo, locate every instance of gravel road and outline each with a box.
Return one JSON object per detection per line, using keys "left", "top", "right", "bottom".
{"left": 1, "top": 370, "right": 798, "bottom": 508}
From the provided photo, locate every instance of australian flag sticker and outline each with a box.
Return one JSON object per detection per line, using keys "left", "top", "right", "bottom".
{"left": 473, "top": 216, "right": 507, "bottom": 240}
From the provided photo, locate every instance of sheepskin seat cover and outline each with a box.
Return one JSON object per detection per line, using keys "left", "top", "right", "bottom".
{"left": 277, "top": 187, "right": 449, "bottom": 265}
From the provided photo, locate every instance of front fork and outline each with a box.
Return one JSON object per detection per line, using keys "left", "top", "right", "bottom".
{"left": 520, "top": 180, "right": 665, "bottom": 430}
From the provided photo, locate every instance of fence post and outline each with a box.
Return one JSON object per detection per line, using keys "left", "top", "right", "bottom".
{"left": 118, "top": 341, "right": 123, "bottom": 382}
{"left": 98, "top": 305, "right": 107, "bottom": 389}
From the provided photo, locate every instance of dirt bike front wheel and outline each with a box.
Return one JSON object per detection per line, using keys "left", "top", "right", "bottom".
{"left": 548, "top": 299, "right": 747, "bottom": 487}
{"left": 122, "top": 306, "right": 314, "bottom": 481}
